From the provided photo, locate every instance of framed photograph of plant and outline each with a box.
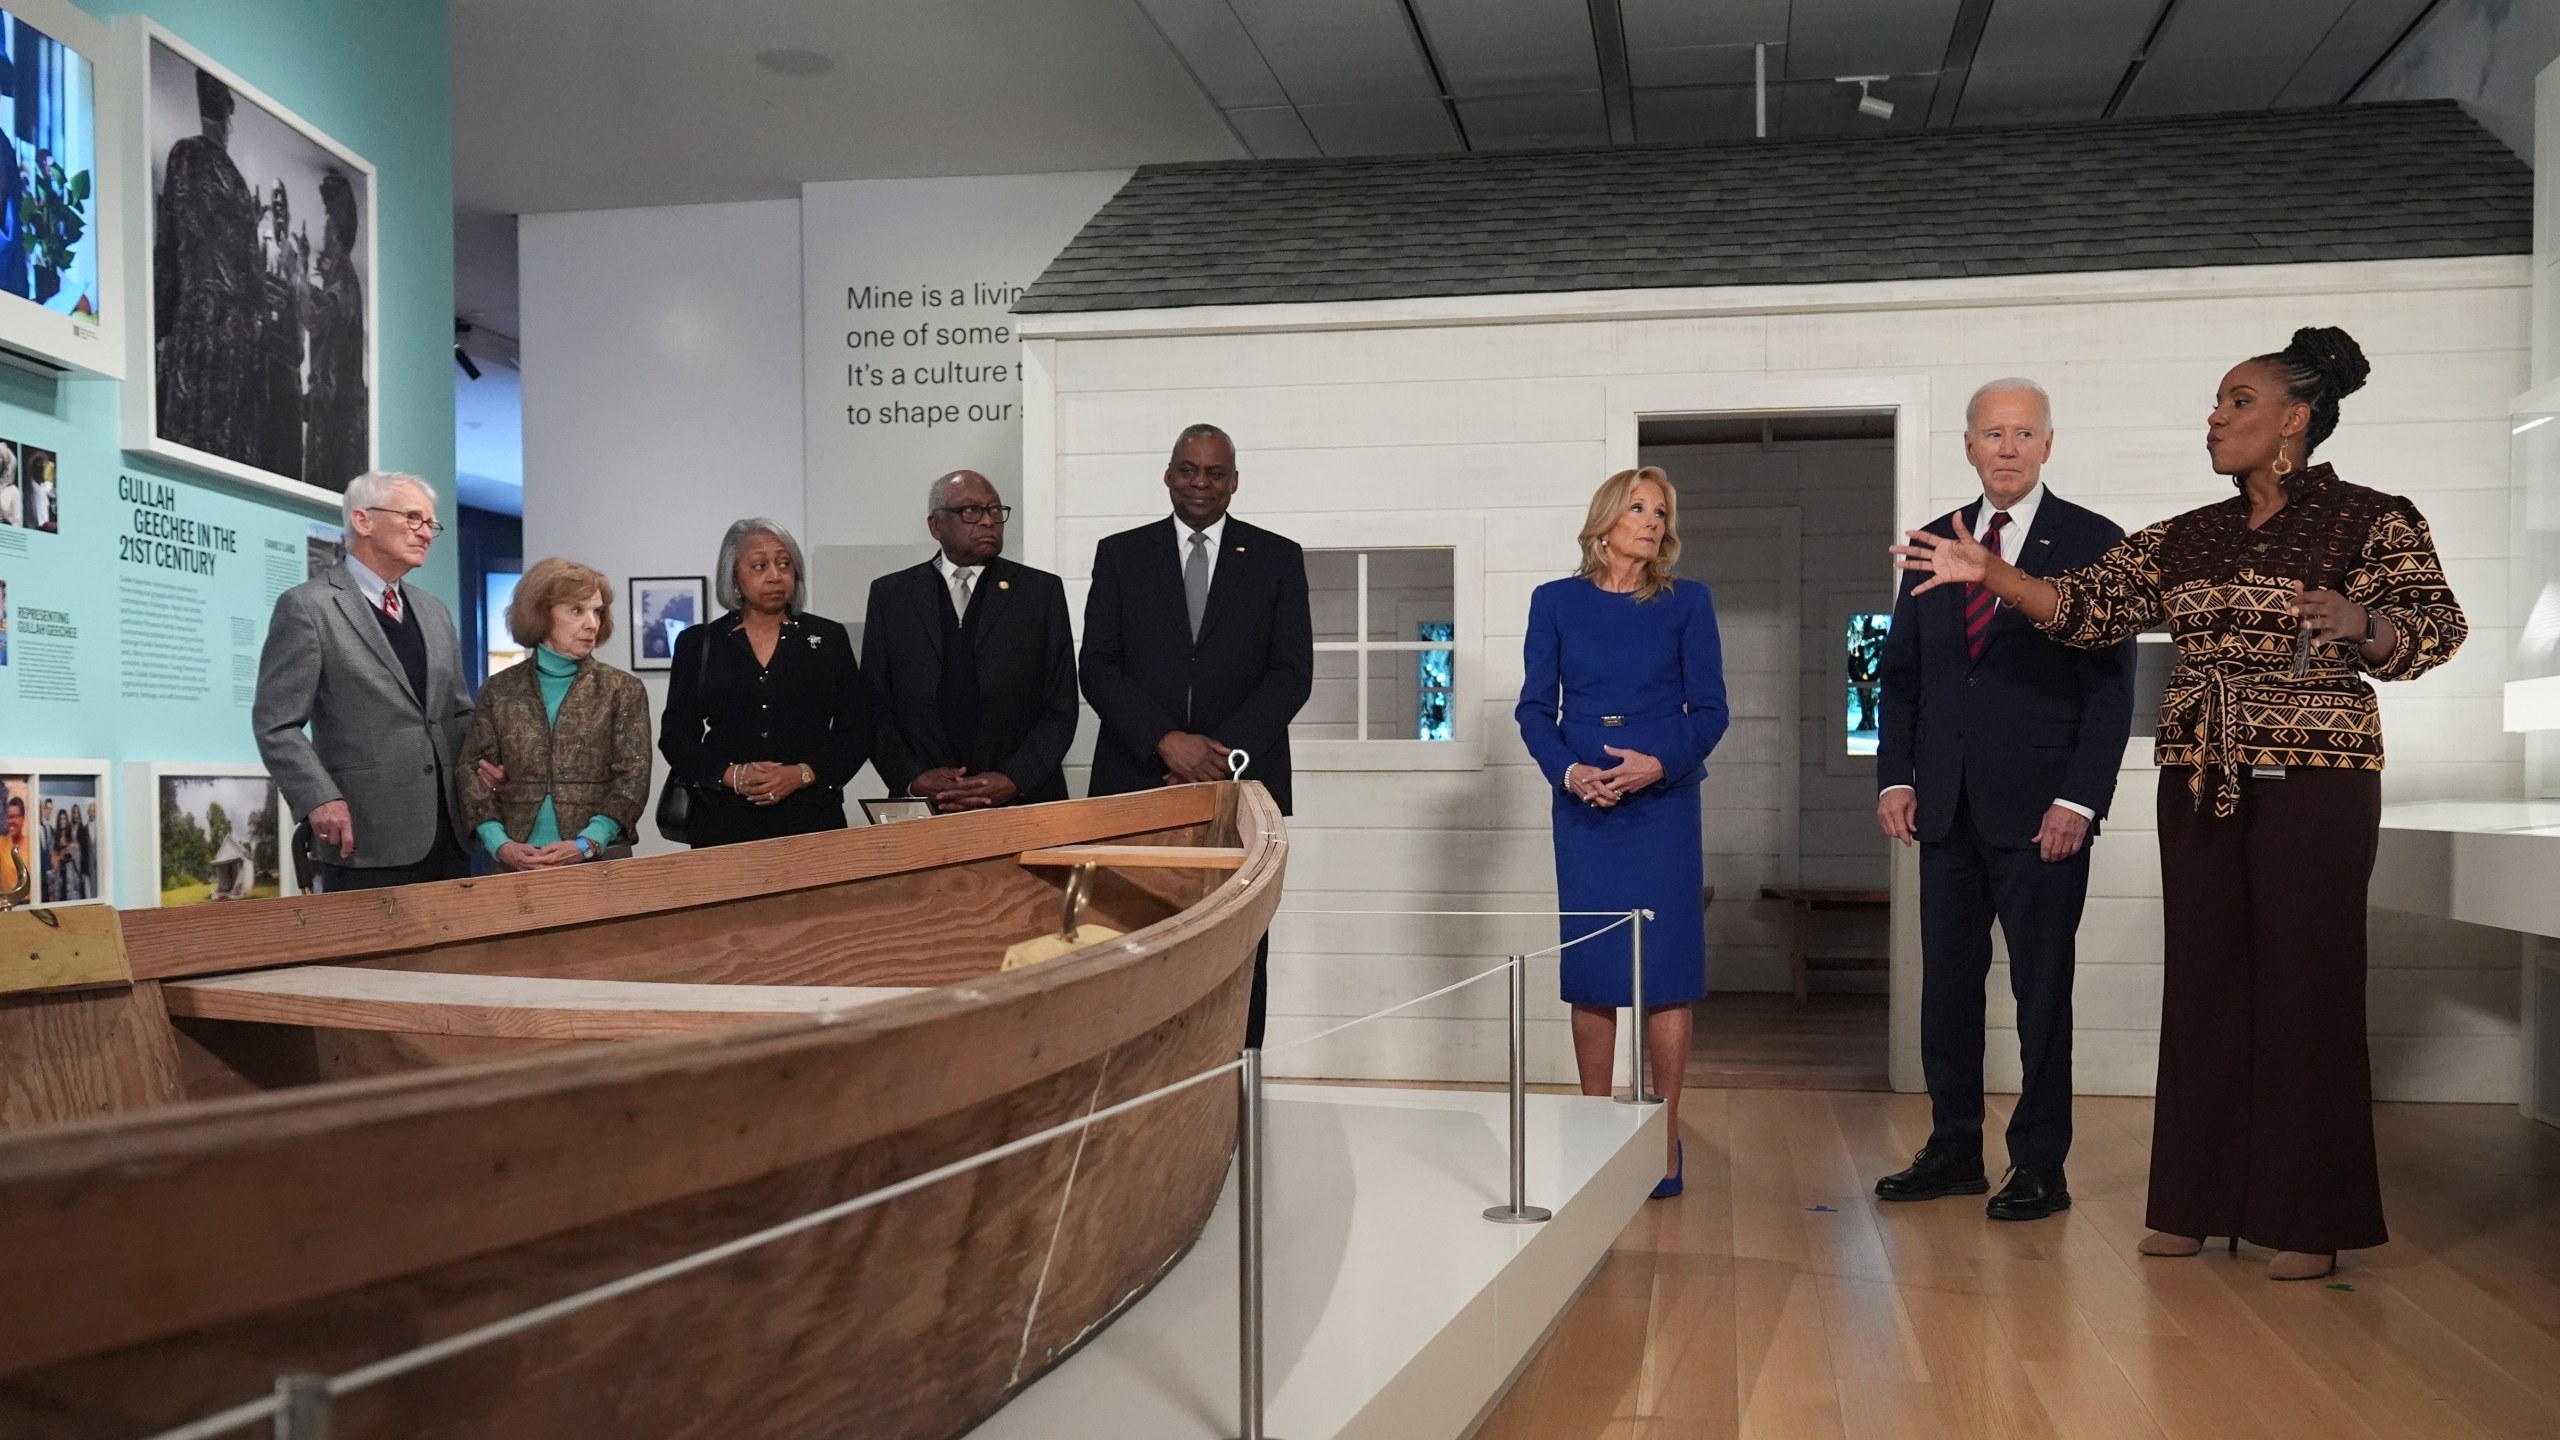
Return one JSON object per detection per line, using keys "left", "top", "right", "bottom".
{"left": 0, "top": 0, "right": 123, "bottom": 379}
{"left": 122, "top": 18, "right": 377, "bottom": 505}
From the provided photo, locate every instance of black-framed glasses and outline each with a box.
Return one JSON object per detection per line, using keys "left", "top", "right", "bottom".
{"left": 935, "top": 504, "right": 1013, "bottom": 526}
{"left": 363, "top": 506, "right": 446, "bottom": 536}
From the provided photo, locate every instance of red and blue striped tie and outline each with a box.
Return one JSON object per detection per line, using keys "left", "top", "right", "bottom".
{"left": 1965, "top": 510, "right": 2011, "bottom": 661}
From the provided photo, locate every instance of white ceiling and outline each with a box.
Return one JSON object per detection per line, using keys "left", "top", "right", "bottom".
{"left": 450, "top": 0, "right": 1244, "bottom": 217}
{"left": 455, "top": 0, "right": 2474, "bottom": 222}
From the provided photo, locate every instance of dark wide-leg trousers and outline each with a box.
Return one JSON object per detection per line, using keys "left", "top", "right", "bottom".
{"left": 2149, "top": 765, "right": 2387, "bottom": 1254}
{"left": 1918, "top": 794, "right": 2088, "bottom": 1171}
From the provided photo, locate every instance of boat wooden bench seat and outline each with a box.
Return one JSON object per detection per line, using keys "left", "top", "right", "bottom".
{"left": 161, "top": 966, "right": 924, "bottom": 1042}
{"left": 1017, "top": 844, "right": 1248, "bottom": 870}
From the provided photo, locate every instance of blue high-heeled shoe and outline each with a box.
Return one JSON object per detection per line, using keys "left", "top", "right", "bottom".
{"left": 1651, "top": 1141, "right": 1684, "bottom": 1200}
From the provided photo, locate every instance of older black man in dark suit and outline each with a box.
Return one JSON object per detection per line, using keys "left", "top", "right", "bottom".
{"left": 862, "top": 470, "right": 1079, "bottom": 810}
{"left": 1081, "top": 423, "right": 1313, "bottom": 1046}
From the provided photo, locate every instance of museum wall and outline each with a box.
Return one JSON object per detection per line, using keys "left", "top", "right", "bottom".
{"left": 0, "top": 0, "right": 452, "bottom": 908}
{"left": 1028, "top": 263, "right": 2531, "bottom": 1099}
{"left": 518, "top": 198, "right": 807, "bottom": 855}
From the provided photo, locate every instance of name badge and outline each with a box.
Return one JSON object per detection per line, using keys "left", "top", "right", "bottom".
{"left": 2249, "top": 765, "right": 2286, "bottom": 780}
{"left": 1600, "top": 715, "right": 1625, "bottom": 727}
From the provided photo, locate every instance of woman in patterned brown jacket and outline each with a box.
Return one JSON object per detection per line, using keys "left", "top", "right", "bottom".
{"left": 459, "top": 558, "right": 654, "bottom": 870}
{"left": 1893, "top": 327, "right": 2465, "bottom": 1283}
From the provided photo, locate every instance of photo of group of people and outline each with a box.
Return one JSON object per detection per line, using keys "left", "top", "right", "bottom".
{"left": 146, "top": 33, "right": 371, "bottom": 496}
{"left": 0, "top": 764, "right": 104, "bottom": 906}
{"left": 0, "top": 435, "right": 59, "bottom": 532}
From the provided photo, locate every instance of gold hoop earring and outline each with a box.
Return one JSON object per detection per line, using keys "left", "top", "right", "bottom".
{"left": 2273, "top": 437, "right": 2293, "bottom": 479}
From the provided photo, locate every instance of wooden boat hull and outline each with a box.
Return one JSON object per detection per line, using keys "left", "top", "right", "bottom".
{"left": 0, "top": 783, "right": 1284, "bottom": 1439}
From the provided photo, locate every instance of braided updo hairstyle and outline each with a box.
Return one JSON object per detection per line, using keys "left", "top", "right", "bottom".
{"left": 2247, "top": 325, "right": 2371, "bottom": 458}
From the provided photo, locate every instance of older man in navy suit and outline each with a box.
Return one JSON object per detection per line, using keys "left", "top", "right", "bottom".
{"left": 1873, "top": 379, "right": 2135, "bottom": 1221}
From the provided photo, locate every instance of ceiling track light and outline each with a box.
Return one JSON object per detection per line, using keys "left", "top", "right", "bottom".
{"left": 1841, "top": 74, "right": 1895, "bottom": 121}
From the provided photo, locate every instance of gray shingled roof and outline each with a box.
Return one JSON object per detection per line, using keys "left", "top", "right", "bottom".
{"left": 1017, "top": 101, "right": 2528, "bottom": 315}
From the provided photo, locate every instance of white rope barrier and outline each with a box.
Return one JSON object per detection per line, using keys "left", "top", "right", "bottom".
{"left": 1263, "top": 957, "right": 1517, "bottom": 1057}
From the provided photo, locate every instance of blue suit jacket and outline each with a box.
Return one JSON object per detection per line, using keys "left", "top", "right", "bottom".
{"left": 1874, "top": 490, "right": 2136, "bottom": 848}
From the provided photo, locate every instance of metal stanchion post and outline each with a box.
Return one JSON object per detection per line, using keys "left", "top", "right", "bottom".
{"left": 1485, "top": 955, "right": 1553, "bottom": 1224}
{"left": 273, "top": 1374, "right": 330, "bottom": 1440}
{"left": 1232, "top": 1047, "right": 1280, "bottom": 1440}
{"left": 1615, "top": 908, "right": 1662, "bottom": 1105}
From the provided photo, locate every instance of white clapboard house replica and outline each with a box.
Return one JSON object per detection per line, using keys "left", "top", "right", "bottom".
{"left": 1014, "top": 101, "right": 2536, "bottom": 1103}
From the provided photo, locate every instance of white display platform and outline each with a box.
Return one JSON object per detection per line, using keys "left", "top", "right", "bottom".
{"left": 973, "top": 1084, "right": 1667, "bottom": 1440}
{"left": 2373, "top": 800, "right": 2560, "bottom": 938}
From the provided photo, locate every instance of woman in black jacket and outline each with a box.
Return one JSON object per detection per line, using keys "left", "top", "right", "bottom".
{"left": 660, "top": 518, "right": 871, "bottom": 846}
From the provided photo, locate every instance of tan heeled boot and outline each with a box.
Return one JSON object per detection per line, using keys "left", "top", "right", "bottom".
{"left": 2267, "top": 1251, "right": 2336, "bottom": 1281}
{"left": 2138, "top": 1231, "right": 2205, "bottom": 1257}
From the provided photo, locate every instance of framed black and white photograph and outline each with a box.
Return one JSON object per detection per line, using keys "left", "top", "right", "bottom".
{"left": 629, "top": 575, "right": 705, "bottom": 672}
{"left": 123, "top": 20, "right": 376, "bottom": 505}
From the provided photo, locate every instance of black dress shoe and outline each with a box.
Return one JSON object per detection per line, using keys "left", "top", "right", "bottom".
{"left": 1986, "top": 1166, "right": 2072, "bottom": 1221}
{"left": 1874, "top": 1147, "right": 1989, "bottom": 1202}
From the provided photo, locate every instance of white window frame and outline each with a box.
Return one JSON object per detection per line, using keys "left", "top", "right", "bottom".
{"left": 1294, "top": 517, "right": 1484, "bottom": 772}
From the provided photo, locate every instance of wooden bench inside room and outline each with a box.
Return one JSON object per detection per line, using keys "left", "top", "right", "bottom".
{"left": 1760, "top": 886, "right": 1890, "bottom": 1004}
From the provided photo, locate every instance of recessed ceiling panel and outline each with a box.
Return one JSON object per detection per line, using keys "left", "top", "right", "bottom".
{"left": 1135, "top": 0, "right": 1291, "bottom": 109}
{"left": 1627, "top": 40, "right": 1783, "bottom": 89}
{"left": 1784, "top": 0, "right": 1965, "bottom": 81}
{"left": 1957, "top": 0, "right": 2162, "bottom": 126}
{"left": 1628, "top": 85, "right": 1758, "bottom": 147}
{"left": 2275, "top": 0, "right": 2437, "bottom": 106}
{"left": 1297, "top": 98, "right": 1466, "bottom": 155}
{"left": 1409, "top": 0, "right": 1600, "bottom": 95}
{"left": 2116, "top": 0, "right": 2357, "bottom": 116}
{"left": 1457, "top": 91, "right": 1612, "bottom": 149}
{"left": 1621, "top": 0, "right": 1788, "bottom": 87}
{"left": 1225, "top": 105, "right": 1324, "bottom": 159}
{"left": 1226, "top": 0, "right": 1441, "bottom": 107}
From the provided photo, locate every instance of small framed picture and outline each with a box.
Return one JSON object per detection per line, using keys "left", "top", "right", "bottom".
{"left": 629, "top": 575, "right": 707, "bottom": 672}
{"left": 861, "top": 798, "right": 934, "bottom": 825}
{"left": 1, "top": 757, "right": 114, "bottom": 908}
{"left": 127, "top": 761, "right": 293, "bottom": 906}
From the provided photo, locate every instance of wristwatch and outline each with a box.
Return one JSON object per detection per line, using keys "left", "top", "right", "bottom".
{"left": 2362, "top": 608, "right": 2379, "bottom": 644}
{"left": 574, "top": 836, "right": 597, "bottom": 861}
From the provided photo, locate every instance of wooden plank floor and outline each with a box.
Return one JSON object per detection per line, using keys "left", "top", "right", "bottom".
{"left": 1690, "top": 995, "right": 1890, "bottom": 1093}
{"left": 1475, "top": 1090, "right": 2560, "bottom": 1440}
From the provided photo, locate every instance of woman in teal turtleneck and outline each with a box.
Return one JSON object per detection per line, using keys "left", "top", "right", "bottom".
{"left": 458, "top": 558, "right": 653, "bottom": 871}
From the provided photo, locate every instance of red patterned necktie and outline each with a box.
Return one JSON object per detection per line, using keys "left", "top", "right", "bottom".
{"left": 1964, "top": 510, "right": 2011, "bottom": 661}
{"left": 381, "top": 585, "right": 402, "bottom": 623}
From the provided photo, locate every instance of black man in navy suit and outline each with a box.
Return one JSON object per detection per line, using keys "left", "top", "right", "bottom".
{"left": 1081, "top": 423, "right": 1313, "bottom": 1048}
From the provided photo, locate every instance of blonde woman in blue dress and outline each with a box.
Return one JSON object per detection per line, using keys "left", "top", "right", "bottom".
{"left": 1516, "top": 466, "right": 1730, "bottom": 1197}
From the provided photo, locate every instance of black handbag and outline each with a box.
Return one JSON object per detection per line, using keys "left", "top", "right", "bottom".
{"left": 653, "top": 627, "right": 714, "bottom": 845}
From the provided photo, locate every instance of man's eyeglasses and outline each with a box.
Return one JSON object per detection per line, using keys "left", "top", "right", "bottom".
{"left": 935, "top": 504, "right": 1013, "bottom": 526}
{"left": 363, "top": 507, "right": 446, "bottom": 536}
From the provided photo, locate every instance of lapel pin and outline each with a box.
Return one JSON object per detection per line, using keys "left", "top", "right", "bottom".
{"left": 998, "top": 579, "right": 1010, "bottom": 590}
{"left": 808, "top": 634, "right": 822, "bottom": 648}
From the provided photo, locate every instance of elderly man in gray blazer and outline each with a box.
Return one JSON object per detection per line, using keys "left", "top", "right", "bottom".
{"left": 253, "top": 471, "right": 474, "bottom": 890}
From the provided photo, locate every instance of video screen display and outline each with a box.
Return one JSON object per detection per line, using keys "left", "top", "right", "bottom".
{"left": 0, "top": 9, "right": 98, "bottom": 323}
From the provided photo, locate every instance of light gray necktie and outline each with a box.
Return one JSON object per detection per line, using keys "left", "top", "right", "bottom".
{"left": 950, "top": 567, "right": 974, "bottom": 622}
{"left": 1184, "top": 530, "right": 1210, "bottom": 640}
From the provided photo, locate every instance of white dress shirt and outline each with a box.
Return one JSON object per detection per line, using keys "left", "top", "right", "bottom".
{"left": 1881, "top": 483, "right": 2093, "bottom": 822}
{"left": 932, "top": 549, "right": 983, "bottom": 621}
{"left": 343, "top": 553, "right": 403, "bottom": 615}
{"left": 1173, "top": 513, "right": 1230, "bottom": 589}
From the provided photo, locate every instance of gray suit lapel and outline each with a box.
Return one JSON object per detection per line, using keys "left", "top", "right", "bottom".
{"left": 328, "top": 566, "right": 422, "bottom": 715}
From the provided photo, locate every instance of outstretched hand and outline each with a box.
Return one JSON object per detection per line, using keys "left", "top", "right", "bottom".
{"left": 1890, "top": 514, "right": 1992, "bottom": 596}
